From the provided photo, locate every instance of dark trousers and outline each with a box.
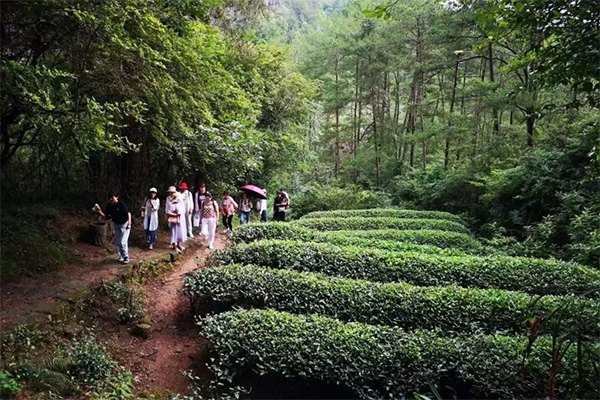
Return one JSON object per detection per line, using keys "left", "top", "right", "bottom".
{"left": 145, "top": 229, "right": 157, "bottom": 245}
{"left": 222, "top": 214, "right": 234, "bottom": 230}
{"left": 260, "top": 210, "right": 267, "bottom": 222}
{"left": 274, "top": 211, "right": 286, "bottom": 222}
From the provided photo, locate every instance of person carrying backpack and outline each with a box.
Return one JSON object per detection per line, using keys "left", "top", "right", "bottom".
{"left": 199, "top": 192, "right": 219, "bottom": 249}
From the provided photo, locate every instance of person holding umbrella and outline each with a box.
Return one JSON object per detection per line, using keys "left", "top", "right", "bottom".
{"left": 239, "top": 192, "right": 252, "bottom": 224}
{"left": 240, "top": 184, "right": 267, "bottom": 222}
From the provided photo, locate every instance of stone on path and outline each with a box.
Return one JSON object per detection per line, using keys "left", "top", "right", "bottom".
{"left": 131, "top": 323, "right": 152, "bottom": 339}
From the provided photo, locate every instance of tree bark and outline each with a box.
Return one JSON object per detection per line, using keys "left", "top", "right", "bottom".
{"left": 334, "top": 55, "right": 341, "bottom": 177}
{"left": 488, "top": 43, "right": 499, "bottom": 135}
{"left": 445, "top": 53, "right": 461, "bottom": 170}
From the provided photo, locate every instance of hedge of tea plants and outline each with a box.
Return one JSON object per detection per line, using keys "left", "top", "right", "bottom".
{"left": 214, "top": 240, "right": 600, "bottom": 297}
{"left": 193, "top": 208, "right": 600, "bottom": 398}
{"left": 201, "top": 309, "right": 598, "bottom": 399}
{"left": 292, "top": 216, "right": 469, "bottom": 233}
{"left": 184, "top": 264, "right": 600, "bottom": 336}
{"left": 300, "top": 208, "right": 465, "bottom": 224}
{"left": 231, "top": 223, "right": 483, "bottom": 251}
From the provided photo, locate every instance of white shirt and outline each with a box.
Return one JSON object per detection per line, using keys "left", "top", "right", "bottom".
{"left": 180, "top": 190, "right": 194, "bottom": 213}
{"left": 257, "top": 199, "right": 268, "bottom": 212}
{"left": 143, "top": 198, "right": 160, "bottom": 231}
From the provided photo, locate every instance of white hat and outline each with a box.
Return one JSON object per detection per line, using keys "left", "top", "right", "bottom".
{"left": 149, "top": 187, "right": 157, "bottom": 193}
{"left": 167, "top": 186, "right": 176, "bottom": 193}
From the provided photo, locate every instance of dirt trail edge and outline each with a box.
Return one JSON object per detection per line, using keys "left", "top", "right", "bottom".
{"left": 108, "top": 234, "right": 226, "bottom": 394}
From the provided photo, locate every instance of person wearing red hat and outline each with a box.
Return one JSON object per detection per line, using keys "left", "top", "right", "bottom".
{"left": 178, "top": 182, "right": 194, "bottom": 238}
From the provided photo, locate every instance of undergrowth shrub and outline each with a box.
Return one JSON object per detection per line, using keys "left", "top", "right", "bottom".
{"left": 1, "top": 324, "right": 133, "bottom": 399}
{"left": 201, "top": 309, "right": 598, "bottom": 399}
{"left": 0, "top": 206, "right": 67, "bottom": 279}
{"left": 290, "top": 184, "right": 391, "bottom": 218}
{"left": 91, "top": 281, "right": 145, "bottom": 324}
{"left": 231, "top": 223, "right": 482, "bottom": 250}
{"left": 29, "top": 336, "right": 133, "bottom": 398}
{"left": 292, "top": 216, "right": 469, "bottom": 234}
{"left": 214, "top": 241, "right": 600, "bottom": 297}
{"left": 184, "top": 265, "right": 600, "bottom": 337}
{"left": 300, "top": 208, "right": 464, "bottom": 224}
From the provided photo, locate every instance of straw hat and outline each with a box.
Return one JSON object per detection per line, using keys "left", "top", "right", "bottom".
{"left": 167, "top": 186, "right": 176, "bottom": 193}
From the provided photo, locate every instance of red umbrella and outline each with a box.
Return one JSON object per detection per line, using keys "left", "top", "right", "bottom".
{"left": 240, "top": 184, "right": 267, "bottom": 199}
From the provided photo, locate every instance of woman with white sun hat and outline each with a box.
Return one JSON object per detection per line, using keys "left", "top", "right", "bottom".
{"left": 141, "top": 187, "right": 160, "bottom": 249}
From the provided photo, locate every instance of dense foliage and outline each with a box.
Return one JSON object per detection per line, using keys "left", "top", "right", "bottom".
{"left": 289, "top": 183, "right": 391, "bottom": 218}
{"left": 1, "top": 0, "right": 314, "bottom": 205}
{"left": 214, "top": 240, "right": 600, "bottom": 296}
{"left": 202, "top": 309, "right": 598, "bottom": 398}
{"left": 185, "top": 264, "right": 600, "bottom": 336}
{"left": 257, "top": 0, "right": 600, "bottom": 267}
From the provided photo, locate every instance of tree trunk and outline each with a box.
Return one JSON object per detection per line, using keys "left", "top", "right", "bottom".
{"left": 488, "top": 43, "right": 499, "bottom": 135}
{"left": 353, "top": 55, "right": 360, "bottom": 158}
{"left": 526, "top": 109, "right": 535, "bottom": 146}
{"left": 373, "top": 93, "right": 381, "bottom": 187}
{"left": 445, "top": 53, "right": 461, "bottom": 170}
{"left": 334, "top": 55, "right": 341, "bottom": 177}
{"left": 89, "top": 221, "right": 110, "bottom": 246}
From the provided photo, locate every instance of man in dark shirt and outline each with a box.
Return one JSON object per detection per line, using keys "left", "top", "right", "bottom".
{"left": 97, "top": 192, "right": 132, "bottom": 264}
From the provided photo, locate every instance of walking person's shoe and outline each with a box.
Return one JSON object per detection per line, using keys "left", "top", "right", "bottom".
{"left": 149, "top": 244, "right": 153, "bottom": 250}
{"left": 117, "top": 258, "right": 124, "bottom": 263}
{"left": 122, "top": 258, "right": 129, "bottom": 265}
{"left": 209, "top": 243, "right": 214, "bottom": 250}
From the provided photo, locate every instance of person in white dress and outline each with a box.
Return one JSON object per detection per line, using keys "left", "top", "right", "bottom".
{"left": 166, "top": 187, "right": 187, "bottom": 251}
{"left": 141, "top": 187, "right": 160, "bottom": 249}
{"left": 178, "top": 182, "right": 194, "bottom": 238}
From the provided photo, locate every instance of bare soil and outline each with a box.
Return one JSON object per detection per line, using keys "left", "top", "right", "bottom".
{"left": 0, "top": 213, "right": 228, "bottom": 395}
{"left": 104, "top": 235, "right": 226, "bottom": 394}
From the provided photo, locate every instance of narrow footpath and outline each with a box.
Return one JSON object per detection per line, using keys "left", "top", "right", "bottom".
{"left": 0, "top": 216, "right": 227, "bottom": 395}
{"left": 106, "top": 235, "right": 226, "bottom": 393}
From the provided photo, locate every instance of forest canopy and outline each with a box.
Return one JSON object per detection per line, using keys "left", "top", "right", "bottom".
{"left": 1, "top": 0, "right": 314, "bottom": 202}
{"left": 1, "top": 0, "right": 599, "bottom": 267}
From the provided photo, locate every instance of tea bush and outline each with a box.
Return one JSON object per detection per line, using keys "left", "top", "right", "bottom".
{"left": 231, "top": 223, "right": 482, "bottom": 251}
{"left": 201, "top": 309, "right": 597, "bottom": 398}
{"left": 292, "top": 216, "right": 469, "bottom": 234}
{"left": 214, "top": 241, "right": 600, "bottom": 297}
{"left": 300, "top": 208, "right": 464, "bottom": 224}
{"left": 184, "top": 265, "right": 600, "bottom": 336}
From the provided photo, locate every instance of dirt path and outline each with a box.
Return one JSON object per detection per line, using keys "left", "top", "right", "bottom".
{"left": 0, "top": 220, "right": 202, "bottom": 327}
{"left": 1, "top": 213, "right": 228, "bottom": 395}
{"left": 109, "top": 234, "right": 226, "bottom": 394}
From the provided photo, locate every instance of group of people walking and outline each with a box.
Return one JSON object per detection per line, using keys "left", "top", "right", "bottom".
{"left": 95, "top": 183, "right": 291, "bottom": 264}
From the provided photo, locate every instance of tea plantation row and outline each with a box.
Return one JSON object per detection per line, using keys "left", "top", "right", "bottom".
{"left": 188, "top": 209, "right": 600, "bottom": 398}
